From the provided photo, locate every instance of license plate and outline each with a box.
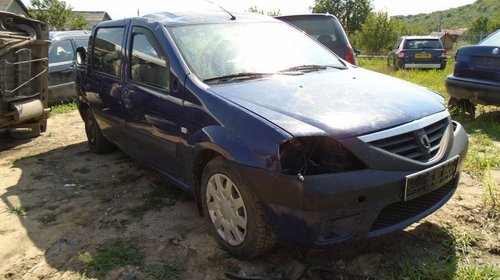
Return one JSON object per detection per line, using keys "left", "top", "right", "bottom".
{"left": 404, "top": 156, "right": 459, "bottom": 201}
{"left": 415, "top": 53, "right": 431, "bottom": 59}
{"left": 475, "top": 56, "right": 500, "bottom": 68}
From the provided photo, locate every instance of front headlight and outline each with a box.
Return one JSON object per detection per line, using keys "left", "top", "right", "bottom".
{"left": 279, "top": 137, "right": 365, "bottom": 176}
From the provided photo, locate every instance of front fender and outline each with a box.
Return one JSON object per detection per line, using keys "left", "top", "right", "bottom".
{"left": 189, "top": 125, "right": 284, "bottom": 171}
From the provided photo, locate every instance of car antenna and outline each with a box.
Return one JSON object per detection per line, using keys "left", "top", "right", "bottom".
{"left": 207, "top": 0, "right": 236, "bottom": 20}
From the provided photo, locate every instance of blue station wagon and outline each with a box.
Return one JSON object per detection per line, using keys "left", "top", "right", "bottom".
{"left": 388, "top": 36, "right": 447, "bottom": 70}
{"left": 75, "top": 9, "right": 468, "bottom": 259}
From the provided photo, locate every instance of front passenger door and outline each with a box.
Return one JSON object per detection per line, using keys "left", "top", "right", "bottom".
{"left": 123, "top": 25, "right": 186, "bottom": 182}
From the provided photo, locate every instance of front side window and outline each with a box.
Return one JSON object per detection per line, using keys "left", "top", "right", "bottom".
{"left": 49, "top": 40, "right": 73, "bottom": 64}
{"left": 130, "top": 26, "right": 169, "bottom": 90}
{"left": 169, "top": 22, "right": 345, "bottom": 82}
{"left": 92, "top": 27, "right": 124, "bottom": 77}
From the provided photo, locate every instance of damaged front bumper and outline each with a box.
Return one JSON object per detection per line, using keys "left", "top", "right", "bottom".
{"left": 234, "top": 121, "right": 468, "bottom": 248}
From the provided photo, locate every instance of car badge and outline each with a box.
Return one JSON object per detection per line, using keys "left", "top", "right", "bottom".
{"left": 416, "top": 131, "right": 432, "bottom": 153}
{"left": 493, "top": 48, "right": 499, "bottom": 55}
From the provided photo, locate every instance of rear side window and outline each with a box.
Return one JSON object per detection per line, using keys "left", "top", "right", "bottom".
{"left": 130, "top": 26, "right": 169, "bottom": 91}
{"left": 92, "top": 27, "right": 124, "bottom": 77}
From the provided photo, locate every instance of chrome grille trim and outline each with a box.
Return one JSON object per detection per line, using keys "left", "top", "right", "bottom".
{"left": 358, "top": 111, "right": 451, "bottom": 162}
{"left": 358, "top": 110, "right": 450, "bottom": 143}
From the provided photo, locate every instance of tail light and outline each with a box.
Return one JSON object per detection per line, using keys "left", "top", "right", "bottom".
{"left": 397, "top": 51, "right": 405, "bottom": 59}
{"left": 441, "top": 49, "right": 447, "bottom": 58}
{"left": 344, "top": 46, "right": 356, "bottom": 65}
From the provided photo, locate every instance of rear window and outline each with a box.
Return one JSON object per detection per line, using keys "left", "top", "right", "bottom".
{"left": 279, "top": 17, "right": 348, "bottom": 46}
{"left": 478, "top": 30, "right": 500, "bottom": 46}
{"left": 403, "top": 39, "right": 442, "bottom": 49}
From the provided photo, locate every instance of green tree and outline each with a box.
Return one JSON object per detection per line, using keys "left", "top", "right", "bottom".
{"left": 247, "top": 6, "right": 264, "bottom": 14}
{"left": 68, "top": 14, "right": 88, "bottom": 30}
{"left": 311, "top": 0, "right": 372, "bottom": 34}
{"left": 29, "top": 0, "right": 87, "bottom": 30}
{"left": 246, "top": 6, "right": 281, "bottom": 16}
{"left": 467, "top": 16, "right": 490, "bottom": 42}
{"left": 351, "top": 12, "right": 426, "bottom": 54}
{"left": 356, "top": 12, "right": 397, "bottom": 54}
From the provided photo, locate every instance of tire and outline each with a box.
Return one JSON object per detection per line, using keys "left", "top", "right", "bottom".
{"left": 201, "top": 157, "right": 275, "bottom": 259}
{"left": 83, "top": 109, "right": 114, "bottom": 154}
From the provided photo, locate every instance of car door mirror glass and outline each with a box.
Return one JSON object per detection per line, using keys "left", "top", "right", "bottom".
{"left": 76, "top": 46, "right": 87, "bottom": 65}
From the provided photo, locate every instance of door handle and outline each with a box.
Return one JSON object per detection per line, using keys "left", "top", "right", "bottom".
{"left": 122, "top": 89, "right": 133, "bottom": 109}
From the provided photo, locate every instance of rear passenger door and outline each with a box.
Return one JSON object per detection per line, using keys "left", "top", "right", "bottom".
{"left": 122, "top": 24, "right": 186, "bottom": 181}
{"left": 86, "top": 25, "right": 127, "bottom": 144}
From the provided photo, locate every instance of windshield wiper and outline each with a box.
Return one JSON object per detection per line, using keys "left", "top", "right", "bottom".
{"left": 279, "top": 64, "right": 346, "bottom": 73}
{"left": 203, "top": 72, "right": 274, "bottom": 83}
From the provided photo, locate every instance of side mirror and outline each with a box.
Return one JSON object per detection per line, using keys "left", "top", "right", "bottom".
{"left": 76, "top": 46, "right": 87, "bottom": 66}
{"left": 354, "top": 49, "right": 361, "bottom": 56}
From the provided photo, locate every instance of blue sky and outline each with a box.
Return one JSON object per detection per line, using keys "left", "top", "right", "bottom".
{"left": 22, "top": 0, "right": 477, "bottom": 20}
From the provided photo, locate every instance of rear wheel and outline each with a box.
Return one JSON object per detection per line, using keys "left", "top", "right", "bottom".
{"left": 201, "top": 157, "right": 275, "bottom": 259}
{"left": 83, "top": 109, "right": 114, "bottom": 154}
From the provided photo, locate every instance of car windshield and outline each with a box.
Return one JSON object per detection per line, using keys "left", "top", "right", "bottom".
{"left": 403, "top": 39, "right": 442, "bottom": 49}
{"left": 479, "top": 30, "right": 500, "bottom": 46}
{"left": 168, "top": 22, "right": 345, "bottom": 82}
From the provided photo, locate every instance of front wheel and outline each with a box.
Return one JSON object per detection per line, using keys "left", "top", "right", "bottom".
{"left": 201, "top": 157, "right": 275, "bottom": 259}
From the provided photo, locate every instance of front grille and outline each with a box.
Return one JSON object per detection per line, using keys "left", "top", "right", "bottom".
{"left": 368, "top": 118, "right": 449, "bottom": 162}
{"left": 369, "top": 179, "right": 455, "bottom": 232}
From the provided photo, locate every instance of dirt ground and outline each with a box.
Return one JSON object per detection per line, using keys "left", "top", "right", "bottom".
{"left": 0, "top": 111, "right": 498, "bottom": 280}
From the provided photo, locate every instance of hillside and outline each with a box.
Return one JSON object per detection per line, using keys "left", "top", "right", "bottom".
{"left": 394, "top": 0, "right": 500, "bottom": 32}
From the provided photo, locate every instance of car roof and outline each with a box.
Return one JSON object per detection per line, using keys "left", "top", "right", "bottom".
{"left": 94, "top": 10, "right": 273, "bottom": 28}
{"left": 145, "top": 10, "right": 273, "bottom": 26}
{"left": 401, "top": 35, "right": 441, "bottom": 40}
{"left": 49, "top": 30, "right": 91, "bottom": 40}
{"left": 275, "top": 13, "right": 339, "bottom": 20}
